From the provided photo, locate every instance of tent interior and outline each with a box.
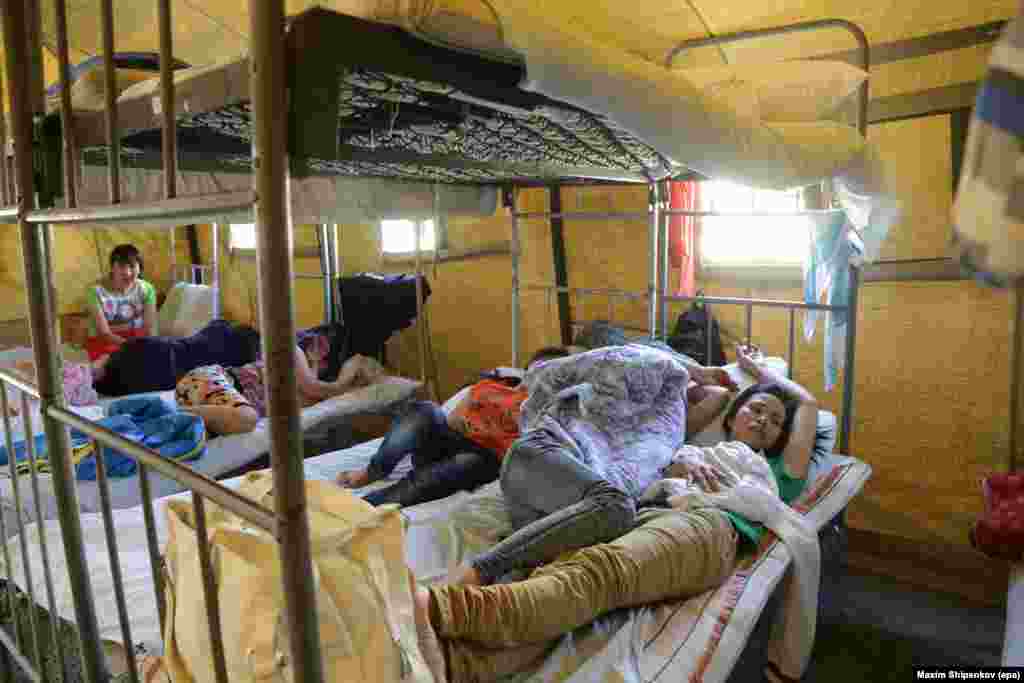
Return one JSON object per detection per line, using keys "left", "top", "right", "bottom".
{"left": 0, "top": 0, "right": 1020, "bottom": 678}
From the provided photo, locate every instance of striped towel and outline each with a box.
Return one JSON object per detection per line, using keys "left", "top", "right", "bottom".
{"left": 953, "top": 15, "right": 1024, "bottom": 285}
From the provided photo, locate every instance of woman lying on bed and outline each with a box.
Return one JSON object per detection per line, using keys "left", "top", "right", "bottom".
{"left": 91, "top": 319, "right": 352, "bottom": 398}
{"left": 415, "top": 346, "right": 818, "bottom": 682}
{"left": 175, "top": 351, "right": 384, "bottom": 436}
{"left": 336, "top": 346, "right": 570, "bottom": 507}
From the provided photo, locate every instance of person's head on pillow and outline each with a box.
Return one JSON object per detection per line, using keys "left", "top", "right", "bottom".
{"left": 721, "top": 382, "right": 797, "bottom": 457}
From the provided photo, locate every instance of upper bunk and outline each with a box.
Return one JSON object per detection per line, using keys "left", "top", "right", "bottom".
{"left": 16, "top": 3, "right": 893, "bottom": 248}
{"left": 48, "top": 5, "right": 874, "bottom": 185}
{"left": 63, "top": 8, "right": 671, "bottom": 188}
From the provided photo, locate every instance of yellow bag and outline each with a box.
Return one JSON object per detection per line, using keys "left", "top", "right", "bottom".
{"left": 162, "top": 470, "right": 436, "bottom": 683}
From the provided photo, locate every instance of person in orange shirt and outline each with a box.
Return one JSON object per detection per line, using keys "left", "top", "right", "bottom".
{"left": 336, "top": 347, "right": 570, "bottom": 507}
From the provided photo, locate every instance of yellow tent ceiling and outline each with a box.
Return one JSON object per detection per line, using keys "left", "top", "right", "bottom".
{"left": 3, "top": 0, "right": 1019, "bottom": 105}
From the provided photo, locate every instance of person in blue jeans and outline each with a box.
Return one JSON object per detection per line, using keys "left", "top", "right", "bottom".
{"left": 449, "top": 345, "right": 740, "bottom": 587}
{"left": 337, "top": 347, "right": 570, "bottom": 507}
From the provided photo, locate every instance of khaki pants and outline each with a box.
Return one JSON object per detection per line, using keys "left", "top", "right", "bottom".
{"left": 431, "top": 507, "right": 739, "bottom": 682}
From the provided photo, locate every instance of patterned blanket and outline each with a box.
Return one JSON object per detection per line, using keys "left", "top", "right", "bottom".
{"left": 521, "top": 344, "right": 690, "bottom": 499}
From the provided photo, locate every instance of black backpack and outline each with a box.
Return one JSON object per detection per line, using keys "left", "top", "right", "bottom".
{"left": 667, "top": 302, "right": 727, "bottom": 366}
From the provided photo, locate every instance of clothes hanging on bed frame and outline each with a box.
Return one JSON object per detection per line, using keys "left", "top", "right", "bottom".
{"left": 336, "top": 272, "right": 432, "bottom": 357}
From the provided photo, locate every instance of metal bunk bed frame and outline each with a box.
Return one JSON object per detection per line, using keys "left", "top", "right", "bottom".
{"left": 0, "top": 4, "right": 868, "bottom": 683}
{"left": 512, "top": 18, "right": 869, "bottom": 455}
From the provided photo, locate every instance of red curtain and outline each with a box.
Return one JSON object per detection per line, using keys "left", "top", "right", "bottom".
{"left": 668, "top": 180, "right": 700, "bottom": 296}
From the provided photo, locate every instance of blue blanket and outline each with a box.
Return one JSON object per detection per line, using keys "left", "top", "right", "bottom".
{"left": 0, "top": 396, "right": 206, "bottom": 480}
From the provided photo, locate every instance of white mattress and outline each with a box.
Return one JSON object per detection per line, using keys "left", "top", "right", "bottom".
{"left": 0, "top": 376, "right": 420, "bottom": 537}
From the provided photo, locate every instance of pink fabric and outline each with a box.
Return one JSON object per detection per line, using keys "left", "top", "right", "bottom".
{"left": 669, "top": 181, "right": 700, "bottom": 297}
{"left": 62, "top": 362, "right": 98, "bottom": 406}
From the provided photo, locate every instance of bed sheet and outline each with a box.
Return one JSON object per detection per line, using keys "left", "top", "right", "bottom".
{"left": 0, "top": 376, "right": 420, "bottom": 536}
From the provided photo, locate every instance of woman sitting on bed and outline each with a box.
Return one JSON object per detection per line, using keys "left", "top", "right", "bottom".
{"left": 414, "top": 346, "right": 819, "bottom": 682}
{"left": 336, "top": 346, "right": 570, "bottom": 507}
{"left": 175, "top": 350, "right": 385, "bottom": 436}
{"left": 84, "top": 244, "right": 157, "bottom": 363}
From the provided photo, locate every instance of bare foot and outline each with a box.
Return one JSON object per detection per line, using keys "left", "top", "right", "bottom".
{"left": 449, "top": 564, "right": 483, "bottom": 586}
{"left": 336, "top": 468, "right": 372, "bottom": 488}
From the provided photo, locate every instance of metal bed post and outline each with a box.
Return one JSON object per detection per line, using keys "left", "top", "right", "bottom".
{"left": 669, "top": 17, "right": 870, "bottom": 453}
{"left": 159, "top": 0, "right": 177, "bottom": 200}
{"left": 648, "top": 181, "right": 660, "bottom": 338}
{"left": 325, "top": 223, "right": 340, "bottom": 324}
{"left": 212, "top": 222, "right": 221, "bottom": 317}
{"left": 251, "top": 3, "right": 324, "bottom": 682}
{"left": 2, "top": 2, "right": 107, "bottom": 682}
{"left": 840, "top": 25, "right": 870, "bottom": 456}
{"left": 318, "top": 223, "right": 334, "bottom": 324}
{"left": 413, "top": 217, "right": 432, "bottom": 399}
{"left": 100, "top": 0, "right": 120, "bottom": 204}
{"left": 511, "top": 188, "right": 521, "bottom": 367}
{"left": 659, "top": 180, "right": 670, "bottom": 339}
{"left": 839, "top": 266, "right": 860, "bottom": 454}
{"left": 54, "top": 0, "right": 76, "bottom": 207}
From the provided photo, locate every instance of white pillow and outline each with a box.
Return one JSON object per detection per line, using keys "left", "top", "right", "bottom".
{"left": 681, "top": 60, "right": 868, "bottom": 123}
{"left": 158, "top": 282, "right": 217, "bottom": 338}
{"left": 686, "top": 357, "right": 788, "bottom": 447}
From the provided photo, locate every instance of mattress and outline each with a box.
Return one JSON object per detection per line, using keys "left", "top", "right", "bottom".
{"left": 0, "top": 381, "right": 870, "bottom": 682}
{"left": 68, "top": 15, "right": 666, "bottom": 188}
{"left": 0, "top": 376, "right": 421, "bottom": 536}
{"left": 61, "top": 6, "right": 879, "bottom": 195}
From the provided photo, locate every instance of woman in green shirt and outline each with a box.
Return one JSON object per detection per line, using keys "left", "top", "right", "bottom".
{"left": 84, "top": 244, "right": 157, "bottom": 362}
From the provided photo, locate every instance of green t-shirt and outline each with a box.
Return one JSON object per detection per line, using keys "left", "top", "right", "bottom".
{"left": 725, "top": 452, "right": 807, "bottom": 548}
{"left": 86, "top": 279, "right": 157, "bottom": 336}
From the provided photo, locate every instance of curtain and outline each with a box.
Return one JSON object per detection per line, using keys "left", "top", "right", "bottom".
{"left": 668, "top": 180, "right": 700, "bottom": 296}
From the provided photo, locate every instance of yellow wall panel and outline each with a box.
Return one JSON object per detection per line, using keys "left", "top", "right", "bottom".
{"left": 869, "top": 116, "right": 953, "bottom": 261}
{"left": 0, "top": 222, "right": 186, "bottom": 322}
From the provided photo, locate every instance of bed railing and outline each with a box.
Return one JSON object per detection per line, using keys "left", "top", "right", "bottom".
{"left": 0, "top": 2, "right": 322, "bottom": 683}
{"left": 511, "top": 18, "right": 869, "bottom": 456}
{"left": 522, "top": 283, "right": 851, "bottom": 435}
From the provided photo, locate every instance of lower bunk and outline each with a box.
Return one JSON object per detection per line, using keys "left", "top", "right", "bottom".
{"left": 0, "top": 416, "right": 870, "bottom": 683}
{"left": 0, "top": 371, "right": 421, "bottom": 537}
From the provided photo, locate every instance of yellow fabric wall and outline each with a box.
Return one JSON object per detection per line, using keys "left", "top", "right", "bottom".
{"left": 199, "top": 223, "right": 326, "bottom": 331}
{"left": 0, "top": 223, "right": 190, "bottom": 322}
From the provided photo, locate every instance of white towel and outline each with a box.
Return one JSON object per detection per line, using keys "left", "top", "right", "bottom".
{"left": 643, "top": 442, "right": 820, "bottom": 680}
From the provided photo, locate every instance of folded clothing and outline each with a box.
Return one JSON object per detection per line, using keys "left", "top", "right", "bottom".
{"left": 0, "top": 396, "right": 205, "bottom": 481}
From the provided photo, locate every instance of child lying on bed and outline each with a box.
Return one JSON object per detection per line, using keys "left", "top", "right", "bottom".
{"left": 414, "top": 346, "right": 819, "bottom": 682}
{"left": 175, "top": 351, "right": 385, "bottom": 436}
{"left": 336, "top": 346, "right": 571, "bottom": 507}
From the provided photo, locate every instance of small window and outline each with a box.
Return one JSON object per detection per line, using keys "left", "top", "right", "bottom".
{"left": 380, "top": 219, "right": 438, "bottom": 255}
{"left": 699, "top": 181, "right": 810, "bottom": 269}
{"left": 230, "top": 223, "right": 257, "bottom": 251}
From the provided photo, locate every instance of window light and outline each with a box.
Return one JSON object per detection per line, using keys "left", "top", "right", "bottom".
{"left": 699, "top": 181, "right": 809, "bottom": 267}
{"left": 230, "top": 223, "right": 257, "bottom": 251}
{"left": 381, "top": 219, "right": 436, "bottom": 254}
